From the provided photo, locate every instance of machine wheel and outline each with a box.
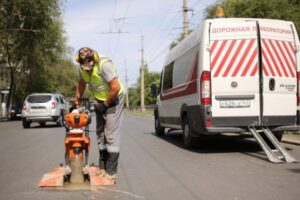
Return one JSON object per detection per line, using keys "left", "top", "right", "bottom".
{"left": 56, "top": 113, "right": 64, "bottom": 127}
{"left": 182, "top": 116, "right": 196, "bottom": 149}
{"left": 39, "top": 122, "right": 46, "bottom": 127}
{"left": 22, "top": 120, "right": 30, "bottom": 129}
{"left": 155, "top": 114, "right": 165, "bottom": 136}
{"left": 70, "top": 154, "right": 84, "bottom": 184}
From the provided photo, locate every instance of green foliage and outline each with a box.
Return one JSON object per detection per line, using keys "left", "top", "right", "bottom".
{"left": 0, "top": 0, "right": 77, "bottom": 104}
{"left": 169, "top": 29, "right": 193, "bottom": 49}
{"left": 205, "top": 0, "right": 300, "bottom": 34}
{"left": 128, "top": 64, "right": 160, "bottom": 106}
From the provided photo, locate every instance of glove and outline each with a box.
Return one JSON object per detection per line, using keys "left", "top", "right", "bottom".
{"left": 94, "top": 101, "right": 108, "bottom": 113}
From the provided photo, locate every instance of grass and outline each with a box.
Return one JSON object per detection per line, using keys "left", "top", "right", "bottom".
{"left": 124, "top": 109, "right": 154, "bottom": 118}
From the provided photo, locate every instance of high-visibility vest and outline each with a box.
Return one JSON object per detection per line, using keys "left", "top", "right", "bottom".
{"left": 80, "top": 57, "right": 123, "bottom": 101}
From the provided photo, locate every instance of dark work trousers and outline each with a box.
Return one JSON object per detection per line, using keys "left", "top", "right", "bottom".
{"left": 96, "top": 93, "right": 124, "bottom": 174}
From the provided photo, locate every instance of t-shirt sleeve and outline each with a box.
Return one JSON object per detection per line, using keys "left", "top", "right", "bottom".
{"left": 100, "top": 61, "right": 117, "bottom": 82}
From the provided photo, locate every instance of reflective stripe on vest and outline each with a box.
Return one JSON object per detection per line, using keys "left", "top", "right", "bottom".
{"left": 80, "top": 57, "right": 123, "bottom": 101}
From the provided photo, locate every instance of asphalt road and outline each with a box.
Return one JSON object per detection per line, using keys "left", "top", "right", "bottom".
{"left": 0, "top": 114, "right": 300, "bottom": 200}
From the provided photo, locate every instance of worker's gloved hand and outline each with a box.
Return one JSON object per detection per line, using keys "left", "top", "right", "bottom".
{"left": 94, "top": 101, "right": 108, "bottom": 113}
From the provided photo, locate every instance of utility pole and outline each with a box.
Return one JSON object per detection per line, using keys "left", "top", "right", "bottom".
{"left": 140, "top": 35, "right": 145, "bottom": 112}
{"left": 182, "top": 0, "right": 189, "bottom": 39}
{"left": 124, "top": 60, "right": 129, "bottom": 108}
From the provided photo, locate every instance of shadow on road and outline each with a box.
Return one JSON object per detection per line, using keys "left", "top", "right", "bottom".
{"left": 146, "top": 131, "right": 274, "bottom": 162}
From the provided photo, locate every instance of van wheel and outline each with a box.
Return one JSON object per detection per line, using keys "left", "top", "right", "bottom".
{"left": 22, "top": 120, "right": 30, "bottom": 129}
{"left": 274, "top": 132, "right": 283, "bottom": 142}
{"left": 182, "top": 116, "right": 195, "bottom": 149}
{"left": 155, "top": 115, "right": 165, "bottom": 136}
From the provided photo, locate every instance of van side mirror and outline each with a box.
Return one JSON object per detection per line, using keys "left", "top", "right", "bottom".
{"left": 150, "top": 84, "right": 158, "bottom": 97}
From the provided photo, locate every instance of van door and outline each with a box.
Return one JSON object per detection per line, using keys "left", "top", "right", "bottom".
{"left": 258, "top": 21, "right": 297, "bottom": 125}
{"left": 209, "top": 21, "right": 260, "bottom": 126}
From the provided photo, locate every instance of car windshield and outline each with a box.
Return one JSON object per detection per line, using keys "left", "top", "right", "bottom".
{"left": 27, "top": 95, "right": 52, "bottom": 103}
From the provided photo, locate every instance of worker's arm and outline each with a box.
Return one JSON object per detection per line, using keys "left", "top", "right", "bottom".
{"left": 104, "top": 77, "right": 120, "bottom": 107}
{"left": 75, "top": 78, "right": 86, "bottom": 104}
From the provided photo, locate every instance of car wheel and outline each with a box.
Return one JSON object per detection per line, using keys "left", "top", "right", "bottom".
{"left": 39, "top": 122, "right": 46, "bottom": 127}
{"left": 22, "top": 120, "right": 30, "bottom": 129}
{"left": 56, "top": 114, "right": 64, "bottom": 127}
{"left": 155, "top": 114, "right": 165, "bottom": 136}
{"left": 182, "top": 116, "right": 196, "bottom": 149}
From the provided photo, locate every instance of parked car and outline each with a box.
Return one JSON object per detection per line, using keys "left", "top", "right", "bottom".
{"left": 9, "top": 103, "right": 22, "bottom": 120}
{"left": 21, "top": 93, "right": 68, "bottom": 128}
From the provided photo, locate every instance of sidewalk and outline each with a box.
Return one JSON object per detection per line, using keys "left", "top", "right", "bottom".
{"left": 0, "top": 116, "right": 8, "bottom": 122}
{"left": 282, "top": 133, "right": 300, "bottom": 145}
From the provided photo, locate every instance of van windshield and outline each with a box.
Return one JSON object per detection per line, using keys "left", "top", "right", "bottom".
{"left": 27, "top": 95, "right": 52, "bottom": 103}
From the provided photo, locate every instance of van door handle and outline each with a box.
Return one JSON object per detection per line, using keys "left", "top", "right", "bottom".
{"left": 269, "top": 78, "right": 275, "bottom": 91}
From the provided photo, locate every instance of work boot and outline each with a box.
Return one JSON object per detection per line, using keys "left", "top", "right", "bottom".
{"left": 99, "top": 149, "right": 108, "bottom": 170}
{"left": 106, "top": 152, "right": 119, "bottom": 176}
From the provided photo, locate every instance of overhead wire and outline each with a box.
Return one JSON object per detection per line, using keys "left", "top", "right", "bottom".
{"left": 144, "top": 0, "right": 177, "bottom": 49}
{"left": 106, "top": 0, "right": 117, "bottom": 54}
{"left": 112, "top": 0, "right": 132, "bottom": 60}
{"left": 146, "top": 13, "right": 182, "bottom": 63}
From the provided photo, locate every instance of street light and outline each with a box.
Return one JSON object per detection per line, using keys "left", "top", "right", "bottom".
{"left": 124, "top": 23, "right": 145, "bottom": 112}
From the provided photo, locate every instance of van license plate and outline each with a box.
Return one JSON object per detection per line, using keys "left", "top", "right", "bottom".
{"left": 220, "top": 100, "right": 250, "bottom": 108}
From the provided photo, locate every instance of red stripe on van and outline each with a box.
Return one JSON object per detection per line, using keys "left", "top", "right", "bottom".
{"left": 241, "top": 47, "right": 257, "bottom": 76}
{"left": 211, "top": 40, "right": 227, "bottom": 70}
{"left": 210, "top": 40, "right": 218, "bottom": 54}
{"left": 275, "top": 40, "right": 295, "bottom": 77}
{"left": 269, "top": 40, "right": 288, "bottom": 77}
{"left": 161, "top": 52, "right": 199, "bottom": 100}
{"left": 285, "top": 42, "right": 296, "bottom": 69}
{"left": 261, "top": 46, "right": 275, "bottom": 76}
{"left": 222, "top": 40, "right": 246, "bottom": 77}
{"left": 232, "top": 39, "right": 256, "bottom": 77}
{"left": 250, "top": 63, "right": 258, "bottom": 76}
{"left": 214, "top": 40, "right": 237, "bottom": 77}
{"left": 262, "top": 63, "right": 269, "bottom": 76}
{"left": 262, "top": 39, "right": 282, "bottom": 77}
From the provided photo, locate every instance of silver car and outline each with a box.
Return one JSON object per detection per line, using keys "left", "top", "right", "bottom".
{"left": 21, "top": 93, "right": 68, "bottom": 128}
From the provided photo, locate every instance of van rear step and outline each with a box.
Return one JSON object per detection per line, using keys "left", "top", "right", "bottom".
{"left": 249, "top": 127, "right": 298, "bottom": 163}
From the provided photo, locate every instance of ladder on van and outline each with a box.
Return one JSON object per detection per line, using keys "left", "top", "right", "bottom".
{"left": 248, "top": 127, "right": 298, "bottom": 163}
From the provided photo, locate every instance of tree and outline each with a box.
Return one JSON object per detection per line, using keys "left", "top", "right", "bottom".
{"left": 128, "top": 64, "right": 160, "bottom": 106}
{"left": 0, "top": 0, "right": 77, "bottom": 112}
{"left": 205, "top": 0, "right": 300, "bottom": 34}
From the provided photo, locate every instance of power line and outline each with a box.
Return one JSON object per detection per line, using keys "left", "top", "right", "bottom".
{"left": 145, "top": 13, "right": 182, "bottom": 60}
{"left": 64, "top": 11, "right": 180, "bottom": 22}
{"left": 106, "top": 0, "right": 118, "bottom": 54}
{"left": 144, "top": 0, "right": 175, "bottom": 49}
{"left": 112, "top": 0, "right": 132, "bottom": 60}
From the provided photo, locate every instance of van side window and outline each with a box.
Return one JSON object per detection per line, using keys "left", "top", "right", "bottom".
{"left": 163, "top": 62, "right": 174, "bottom": 91}
{"left": 172, "top": 45, "right": 198, "bottom": 87}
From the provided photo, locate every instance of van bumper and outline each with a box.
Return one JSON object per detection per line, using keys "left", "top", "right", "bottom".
{"left": 187, "top": 105, "right": 300, "bottom": 134}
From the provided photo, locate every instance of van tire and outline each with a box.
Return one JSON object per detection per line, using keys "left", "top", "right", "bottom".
{"left": 155, "top": 115, "right": 165, "bottom": 136}
{"left": 274, "top": 132, "right": 283, "bottom": 142}
{"left": 182, "top": 116, "right": 195, "bottom": 149}
{"left": 22, "top": 120, "right": 30, "bottom": 129}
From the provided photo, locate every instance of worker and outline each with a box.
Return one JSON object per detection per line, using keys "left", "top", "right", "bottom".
{"left": 75, "top": 47, "right": 124, "bottom": 183}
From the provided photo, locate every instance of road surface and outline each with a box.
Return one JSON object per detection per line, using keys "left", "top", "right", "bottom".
{"left": 0, "top": 114, "right": 300, "bottom": 200}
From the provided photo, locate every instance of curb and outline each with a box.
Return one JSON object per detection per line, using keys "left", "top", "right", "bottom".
{"left": 282, "top": 139, "right": 300, "bottom": 146}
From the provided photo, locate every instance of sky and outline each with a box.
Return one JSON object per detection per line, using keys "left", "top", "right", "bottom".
{"left": 63, "top": 0, "right": 218, "bottom": 87}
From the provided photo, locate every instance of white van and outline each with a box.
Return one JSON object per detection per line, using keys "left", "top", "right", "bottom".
{"left": 153, "top": 18, "right": 300, "bottom": 162}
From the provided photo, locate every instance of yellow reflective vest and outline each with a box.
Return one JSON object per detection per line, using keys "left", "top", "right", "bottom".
{"left": 80, "top": 57, "right": 123, "bottom": 101}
